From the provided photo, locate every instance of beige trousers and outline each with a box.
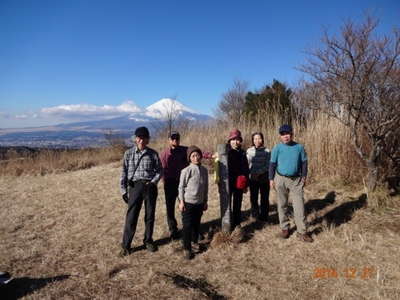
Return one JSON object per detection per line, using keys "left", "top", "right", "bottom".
{"left": 275, "top": 173, "right": 307, "bottom": 234}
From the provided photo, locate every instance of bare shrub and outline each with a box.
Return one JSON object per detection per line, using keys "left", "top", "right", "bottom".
{"left": 216, "top": 79, "right": 249, "bottom": 123}
{"left": 298, "top": 16, "right": 400, "bottom": 190}
{"left": 103, "top": 129, "right": 126, "bottom": 148}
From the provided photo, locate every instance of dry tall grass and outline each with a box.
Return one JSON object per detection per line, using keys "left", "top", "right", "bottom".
{"left": 180, "top": 111, "right": 365, "bottom": 184}
{"left": 1, "top": 111, "right": 366, "bottom": 186}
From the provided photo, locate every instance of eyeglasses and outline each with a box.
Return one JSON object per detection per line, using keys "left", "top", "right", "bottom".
{"left": 170, "top": 136, "right": 180, "bottom": 140}
{"left": 280, "top": 132, "right": 291, "bottom": 136}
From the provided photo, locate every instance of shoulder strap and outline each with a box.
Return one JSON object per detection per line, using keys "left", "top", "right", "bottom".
{"left": 132, "top": 148, "right": 145, "bottom": 177}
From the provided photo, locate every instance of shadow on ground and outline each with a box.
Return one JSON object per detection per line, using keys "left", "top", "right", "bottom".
{"left": 310, "top": 193, "right": 367, "bottom": 235}
{"left": 197, "top": 206, "right": 279, "bottom": 245}
{"left": 0, "top": 275, "right": 70, "bottom": 300}
{"left": 162, "top": 272, "right": 226, "bottom": 300}
{"left": 305, "top": 191, "right": 337, "bottom": 214}
{"left": 150, "top": 191, "right": 366, "bottom": 251}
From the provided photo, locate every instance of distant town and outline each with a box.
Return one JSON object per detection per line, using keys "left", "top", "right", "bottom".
{"left": 0, "top": 130, "right": 120, "bottom": 148}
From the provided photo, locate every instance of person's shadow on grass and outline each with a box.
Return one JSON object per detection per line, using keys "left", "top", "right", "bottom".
{"left": 266, "top": 191, "right": 337, "bottom": 237}
{"left": 151, "top": 191, "right": 346, "bottom": 249}
{"left": 305, "top": 191, "right": 337, "bottom": 214}
{"left": 310, "top": 193, "right": 367, "bottom": 235}
{"left": 1, "top": 275, "right": 70, "bottom": 300}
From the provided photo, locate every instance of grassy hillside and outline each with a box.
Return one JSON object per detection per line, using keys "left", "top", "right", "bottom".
{"left": 1, "top": 162, "right": 399, "bottom": 299}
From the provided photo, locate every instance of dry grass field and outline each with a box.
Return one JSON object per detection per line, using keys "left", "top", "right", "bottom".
{"left": 1, "top": 161, "right": 399, "bottom": 299}
{"left": 0, "top": 146, "right": 125, "bottom": 177}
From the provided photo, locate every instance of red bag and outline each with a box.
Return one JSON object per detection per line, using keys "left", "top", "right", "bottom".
{"left": 236, "top": 175, "right": 248, "bottom": 189}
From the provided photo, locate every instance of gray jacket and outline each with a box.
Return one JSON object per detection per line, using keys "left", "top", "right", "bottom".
{"left": 178, "top": 164, "right": 208, "bottom": 205}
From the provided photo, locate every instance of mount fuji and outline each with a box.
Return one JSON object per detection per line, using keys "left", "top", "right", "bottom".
{"left": 0, "top": 99, "right": 213, "bottom": 147}
{"left": 57, "top": 98, "right": 212, "bottom": 130}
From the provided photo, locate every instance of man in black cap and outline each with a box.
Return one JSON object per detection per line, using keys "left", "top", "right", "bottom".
{"left": 160, "top": 131, "right": 188, "bottom": 240}
{"left": 120, "top": 126, "right": 163, "bottom": 256}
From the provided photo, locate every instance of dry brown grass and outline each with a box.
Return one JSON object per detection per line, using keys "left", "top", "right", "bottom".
{"left": 1, "top": 111, "right": 367, "bottom": 186}
{"left": 0, "top": 146, "right": 125, "bottom": 177}
{"left": 177, "top": 112, "right": 366, "bottom": 185}
{"left": 1, "top": 163, "right": 399, "bottom": 299}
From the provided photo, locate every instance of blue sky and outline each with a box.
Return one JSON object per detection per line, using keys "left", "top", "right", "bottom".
{"left": 0, "top": 0, "right": 398, "bottom": 128}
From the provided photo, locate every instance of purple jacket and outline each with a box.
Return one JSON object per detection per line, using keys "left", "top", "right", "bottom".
{"left": 160, "top": 145, "right": 188, "bottom": 181}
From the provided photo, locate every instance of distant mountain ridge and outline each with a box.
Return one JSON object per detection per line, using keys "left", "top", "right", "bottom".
{"left": 0, "top": 98, "right": 213, "bottom": 147}
{"left": 58, "top": 98, "right": 212, "bottom": 130}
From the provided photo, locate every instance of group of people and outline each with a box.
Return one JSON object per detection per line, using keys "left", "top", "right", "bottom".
{"left": 119, "top": 124, "right": 313, "bottom": 259}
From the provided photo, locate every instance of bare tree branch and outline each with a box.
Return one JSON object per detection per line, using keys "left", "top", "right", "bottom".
{"left": 298, "top": 16, "right": 400, "bottom": 190}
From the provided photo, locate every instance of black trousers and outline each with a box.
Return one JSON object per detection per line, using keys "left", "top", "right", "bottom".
{"left": 249, "top": 179, "right": 270, "bottom": 220}
{"left": 181, "top": 203, "right": 203, "bottom": 251}
{"left": 122, "top": 180, "right": 158, "bottom": 249}
{"left": 230, "top": 187, "right": 244, "bottom": 229}
{"left": 164, "top": 178, "right": 179, "bottom": 233}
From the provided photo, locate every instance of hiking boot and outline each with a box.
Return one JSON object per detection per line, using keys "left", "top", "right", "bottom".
{"left": 297, "top": 233, "right": 314, "bottom": 243}
{"left": 254, "top": 220, "right": 265, "bottom": 230}
{"left": 198, "top": 233, "right": 205, "bottom": 241}
{"left": 191, "top": 242, "right": 205, "bottom": 253}
{"left": 170, "top": 231, "right": 180, "bottom": 241}
{"left": 184, "top": 250, "right": 194, "bottom": 260}
{"left": 119, "top": 246, "right": 131, "bottom": 257}
{"left": 191, "top": 242, "right": 200, "bottom": 252}
{"left": 221, "top": 223, "right": 231, "bottom": 233}
{"left": 145, "top": 242, "right": 158, "bottom": 252}
{"left": 231, "top": 224, "right": 242, "bottom": 232}
{"left": 0, "top": 271, "right": 12, "bottom": 285}
{"left": 250, "top": 215, "right": 258, "bottom": 223}
{"left": 281, "top": 229, "right": 290, "bottom": 239}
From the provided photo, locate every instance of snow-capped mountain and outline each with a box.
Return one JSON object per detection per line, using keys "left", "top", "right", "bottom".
{"left": 143, "top": 98, "right": 196, "bottom": 119}
{"left": 57, "top": 98, "right": 212, "bottom": 130}
{"left": 0, "top": 99, "right": 213, "bottom": 147}
{"left": 123, "top": 98, "right": 210, "bottom": 123}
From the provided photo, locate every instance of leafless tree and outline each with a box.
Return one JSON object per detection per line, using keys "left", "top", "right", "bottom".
{"left": 217, "top": 79, "right": 248, "bottom": 123}
{"left": 298, "top": 16, "right": 400, "bottom": 191}
{"left": 150, "top": 97, "right": 190, "bottom": 139}
{"left": 162, "top": 97, "right": 180, "bottom": 136}
{"left": 103, "top": 129, "right": 125, "bottom": 147}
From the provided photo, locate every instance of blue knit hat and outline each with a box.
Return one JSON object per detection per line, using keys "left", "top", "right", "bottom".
{"left": 278, "top": 124, "right": 293, "bottom": 134}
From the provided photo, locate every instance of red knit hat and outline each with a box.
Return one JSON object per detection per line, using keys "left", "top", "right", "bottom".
{"left": 227, "top": 129, "right": 243, "bottom": 142}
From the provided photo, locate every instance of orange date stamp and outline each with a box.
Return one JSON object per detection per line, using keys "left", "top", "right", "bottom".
{"left": 313, "top": 267, "right": 375, "bottom": 279}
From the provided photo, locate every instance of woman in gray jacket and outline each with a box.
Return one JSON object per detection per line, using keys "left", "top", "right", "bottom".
{"left": 246, "top": 132, "right": 271, "bottom": 222}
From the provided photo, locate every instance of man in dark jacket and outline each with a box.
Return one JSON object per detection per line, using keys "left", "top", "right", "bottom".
{"left": 120, "top": 126, "right": 163, "bottom": 256}
{"left": 160, "top": 131, "right": 188, "bottom": 240}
